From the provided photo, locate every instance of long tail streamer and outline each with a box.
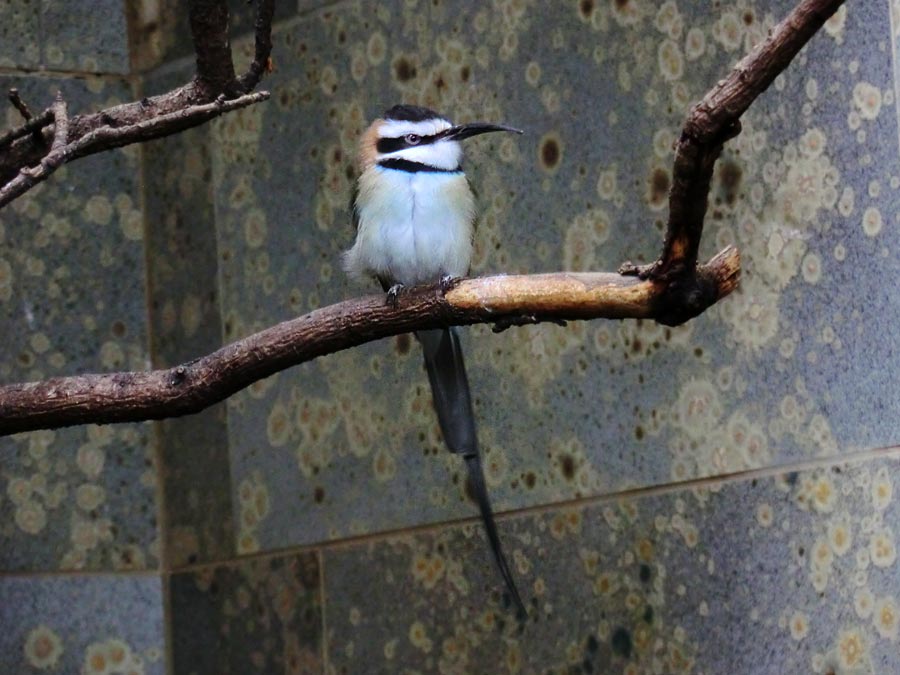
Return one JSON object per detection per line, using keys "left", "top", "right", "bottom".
{"left": 417, "top": 327, "right": 526, "bottom": 617}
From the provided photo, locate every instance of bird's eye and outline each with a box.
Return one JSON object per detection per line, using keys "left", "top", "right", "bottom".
{"left": 405, "top": 134, "right": 421, "bottom": 145}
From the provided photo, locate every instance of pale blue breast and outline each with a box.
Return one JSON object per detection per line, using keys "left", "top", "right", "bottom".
{"left": 347, "top": 166, "right": 475, "bottom": 286}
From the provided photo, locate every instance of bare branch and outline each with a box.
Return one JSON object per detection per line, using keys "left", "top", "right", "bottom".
{"left": 0, "top": 94, "right": 69, "bottom": 208}
{"left": 8, "top": 89, "right": 33, "bottom": 121}
{"left": 0, "top": 247, "right": 740, "bottom": 436}
{"left": 0, "top": 0, "right": 275, "bottom": 207}
{"left": 0, "top": 91, "right": 268, "bottom": 209}
{"left": 235, "top": 0, "right": 276, "bottom": 93}
{"left": 0, "top": 107, "right": 53, "bottom": 150}
{"left": 634, "top": 0, "right": 845, "bottom": 280}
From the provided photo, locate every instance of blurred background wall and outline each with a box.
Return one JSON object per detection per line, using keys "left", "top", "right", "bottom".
{"left": 2, "top": 0, "right": 900, "bottom": 672}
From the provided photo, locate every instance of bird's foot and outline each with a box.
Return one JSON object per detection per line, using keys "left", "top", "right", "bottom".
{"left": 385, "top": 283, "right": 405, "bottom": 307}
{"left": 438, "top": 274, "right": 459, "bottom": 294}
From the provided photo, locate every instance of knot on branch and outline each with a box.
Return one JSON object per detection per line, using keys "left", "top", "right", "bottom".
{"left": 648, "top": 245, "right": 741, "bottom": 327}
{"left": 650, "top": 270, "right": 721, "bottom": 327}
{"left": 170, "top": 365, "right": 188, "bottom": 386}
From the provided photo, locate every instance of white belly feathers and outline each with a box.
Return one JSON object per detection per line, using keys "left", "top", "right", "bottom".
{"left": 343, "top": 166, "right": 475, "bottom": 286}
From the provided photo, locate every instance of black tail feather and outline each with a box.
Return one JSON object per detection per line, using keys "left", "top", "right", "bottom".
{"left": 465, "top": 453, "right": 527, "bottom": 618}
{"left": 417, "top": 327, "right": 526, "bottom": 618}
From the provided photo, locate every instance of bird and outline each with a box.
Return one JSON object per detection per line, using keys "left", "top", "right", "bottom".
{"left": 343, "top": 104, "right": 526, "bottom": 617}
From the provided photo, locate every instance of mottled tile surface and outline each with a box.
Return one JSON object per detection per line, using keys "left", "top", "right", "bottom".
{"left": 4, "top": 3, "right": 900, "bottom": 673}
{"left": 169, "top": 551, "right": 323, "bottom": 674}
{"left": 0, "top": 76, "right": 159, "bottom": 572}
{"left": 213, "top": 0, "right": 900, "bottom": 554}
{"left": 40, "top": 0, "right": 130, "bottom": 73}
{"left": 0, "top": 0, "right": 41, "bottom": 69}
{"left": 143, "top": 64, "right": 235, "bottom": 568}
{"left": 0, "top": 574, "right": 165, "bottom": 674}
{"left": 130, "top": 0, "right": 302, "bottom": 72}
{"left": 324, "top": 452, "right": 900, "bottom": 674}
{"left": 0, "top": 0, "right": 131, "bottom": 73}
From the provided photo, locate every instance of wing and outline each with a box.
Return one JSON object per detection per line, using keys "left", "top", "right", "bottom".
{"left": 349, "top": 180, "right": 361, "bottom": 232}
{"left": 466, "top": 174, "right": 478, "bottom": 238}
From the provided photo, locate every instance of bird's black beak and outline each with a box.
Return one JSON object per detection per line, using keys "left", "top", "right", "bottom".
{"left": 439, "top": 122, "right": 524, "bottom": 141}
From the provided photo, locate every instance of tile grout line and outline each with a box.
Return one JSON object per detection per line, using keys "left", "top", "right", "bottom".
{"left": 0, "top": 568, "right": 162, "bottom": 579}
{"left": 149, "top": 443, "right": 900, "bottom": 576}
{"left": 888, "top": 0, "right": 900, "bottom": 161}
{"left": 162, "top": 572, "right": 175, "bottom": 675}
{"left": 317, "top": 547, "right": 330, "bottom": 674}
{"left": 3, "top": 446, "right": 897, "bottom": 581}
{"left": 131, "top": 64, "right": 178, "bottom": 675}
{"left": 0, "top": 65, "right": 139, "bottom": 83}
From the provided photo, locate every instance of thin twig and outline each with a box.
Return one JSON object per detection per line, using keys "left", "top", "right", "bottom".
{"left": 47, "top": 93, "right": 69, "bottom": 155}
{"left": 0, "top": 108, "right": 53, "bottom": 151}
{"left": 235, "top": 0, "right": 276, "bottom": 93}
{"left": 0, "top": 91, "right": 267, "bottom": 208}
{"left": 8, "top": 89, "right": 33, "bottom": 120}
{"left": 65, "top": 90, "right": 268, "bottom": 160}
{"left": 7, "top": 88, "right": 47, "bottom": 145}
{"left": 0, "top": 94, "right": 69, "bottom": 207}
{"left": 0, "top": 0, "right": 276, "bottom": 203}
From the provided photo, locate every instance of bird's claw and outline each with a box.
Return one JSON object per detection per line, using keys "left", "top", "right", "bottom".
{"left": 385, "top": 283, "right": 405, "bottom": 307}
{"left": 439, "top": 274, "right": 458, "bottom": 294}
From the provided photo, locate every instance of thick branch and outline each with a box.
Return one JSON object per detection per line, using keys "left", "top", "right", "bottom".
{"left": 647, "top": 0, "right": 845, "bottom": 279}
{"left": 189, "top": 0, "right": 237, "bottom": 93}
{"left": 0, "top": 248, "right": 739, "bottom": 436}
{"left": 0, "top": 0, "right": 274, "bottom": 204}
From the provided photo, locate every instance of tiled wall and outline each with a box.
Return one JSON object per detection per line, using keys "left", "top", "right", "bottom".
{"left": 2, "top": 1, "right": 900, "bottom": 673}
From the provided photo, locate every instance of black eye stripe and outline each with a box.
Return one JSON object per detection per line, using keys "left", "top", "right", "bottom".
{"left": 376, "top": 133, "right": 438, "bottom": 154}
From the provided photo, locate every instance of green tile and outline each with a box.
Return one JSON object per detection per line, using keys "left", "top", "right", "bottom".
{"left": 169, "top": 551, "right": 323, "bottom": 674}
{"left": 0, "top": 75, "right": 158, "bottom": 572}
{"left": 324, "top": 453, "right": 900, "bottom": 673}
{"left": 0, "top": 0, "right": 41, "bottom": 68}
{"left": 213, "top": 0, "right": 900, "bottom": 555}
{"left": 0, "top": 574, "right": 165, "bottom": 674}
{"left": 41, "top": 0, "right": 130, "bottom": 73}
{"left": 143, "top": 63, "right": 234, "bottom": 568}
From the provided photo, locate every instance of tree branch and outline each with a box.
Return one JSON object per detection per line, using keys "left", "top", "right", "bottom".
{"left": 189, "top": 0, "right": 237, "bottom": 93}
{"left": 627, "top": 0, "right": 845, "bottom": 281}
{"left": 0, "top": 247, "right": 739, "bottom": 436}
{"left": 0, "top": 94, "right": 69, "bottom": 208}
{"left": 0, "top": 105, "right": 53, "bottom": 151}
{"left": 0, "top": 91, "right": 268, "bottom": 209}
{"left": 235, "top": 0, "right": 276, "bottom": 93}
{"left": 0, "top": 0, "right": 274, "bottom": 206}
{"left": 0, "top": 0, "right": 844, "bottom": 435}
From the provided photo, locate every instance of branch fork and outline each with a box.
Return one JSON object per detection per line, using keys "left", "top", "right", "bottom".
{"left": 0, "top": 0, "right": 275, "bottom": 208}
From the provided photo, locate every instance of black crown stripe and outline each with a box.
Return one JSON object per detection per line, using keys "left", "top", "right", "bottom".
{"left": 383, "top": 104, "right": 444, "bottom": 122}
